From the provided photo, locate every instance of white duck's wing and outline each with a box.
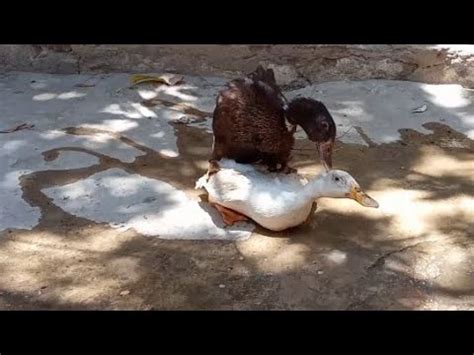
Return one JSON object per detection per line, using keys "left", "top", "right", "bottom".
{"left": 196, "top": 160, "right": 307, "bottom": 207}
{"left": 196, "top": 167, "right": 254, "bottom": 204}
{"left": 210, "top": 169, "right": 253, "bottom": 202}
{"left": 196, "top": 160, "right": 256, "bottom": 190}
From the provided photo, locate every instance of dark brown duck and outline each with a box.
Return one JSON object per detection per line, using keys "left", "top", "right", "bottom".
{"left": 210, "top": 65, "right": 336, "bottom": 173}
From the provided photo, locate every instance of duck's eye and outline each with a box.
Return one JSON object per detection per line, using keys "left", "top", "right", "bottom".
{"left": 335, "top": 177, "right": 340, "bottom": 182}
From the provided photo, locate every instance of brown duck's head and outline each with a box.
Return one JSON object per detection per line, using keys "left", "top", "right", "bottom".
{"left": 286, "top": 98, "right": 336, "bottom": 170}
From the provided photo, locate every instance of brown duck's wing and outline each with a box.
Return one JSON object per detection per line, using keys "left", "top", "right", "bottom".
{"left": 219, "top": 78, "right": 286, "bottom": 127}
{"left": 211, "top": 75, "right": 293, "bottom": 162}
{"left": 228, "top": 76, "right": 286, "bottom": 113}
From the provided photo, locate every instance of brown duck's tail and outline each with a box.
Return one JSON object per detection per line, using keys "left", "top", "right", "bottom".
{"left": 247, "top": 65, "right": 277, "bottom": 87}
{"left": 248, "top": 65, "right": 289, "bottom": 108}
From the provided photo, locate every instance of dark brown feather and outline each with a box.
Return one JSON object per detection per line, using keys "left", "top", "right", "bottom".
{"left": 211, "top": 69, "right": 294, "bottom": 170}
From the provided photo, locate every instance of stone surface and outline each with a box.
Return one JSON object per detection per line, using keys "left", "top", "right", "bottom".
{"left": 1, "top": 45, "right": 474, "bottom": 88}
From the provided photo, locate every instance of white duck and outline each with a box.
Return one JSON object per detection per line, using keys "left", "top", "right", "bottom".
{"left": 195, "top": 159, "right": 379, "bottom": 231}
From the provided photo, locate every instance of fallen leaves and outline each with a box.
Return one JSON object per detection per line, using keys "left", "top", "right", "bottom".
{"left": 129, "top": 74, "right": 184, "bottom": 87}
{"left": 412, "top": 104, "right": 428, "bottom": 113}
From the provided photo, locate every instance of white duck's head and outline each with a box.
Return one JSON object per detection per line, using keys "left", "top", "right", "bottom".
{"left": 308, "top": 170, "right": 379, "bottom": 208}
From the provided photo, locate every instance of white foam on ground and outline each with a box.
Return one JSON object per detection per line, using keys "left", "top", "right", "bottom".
{"left": 42, "top": 168, "right": 254, "bottom": 240}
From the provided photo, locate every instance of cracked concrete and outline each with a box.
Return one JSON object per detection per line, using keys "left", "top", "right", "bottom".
{"left": 0, "top": 71, "right": 473, "bottom": 310}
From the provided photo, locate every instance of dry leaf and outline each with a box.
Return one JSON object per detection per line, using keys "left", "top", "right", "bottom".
{"left": 129, "top": 74, "right": 184, "bottom": 87}
{"left": 412, "top": 104, "right": 428, "bottom": 113}
{"left": 141, "top": 99, "right": 158, "bottom": 107}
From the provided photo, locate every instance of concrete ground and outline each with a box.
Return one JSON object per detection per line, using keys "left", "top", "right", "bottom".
{"left": 0, "top": 72, "right": 473, "bottom": 310}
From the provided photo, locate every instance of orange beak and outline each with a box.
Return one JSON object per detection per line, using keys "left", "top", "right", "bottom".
{"left": 346, "top": 185, "right": 379, "bottom": 208}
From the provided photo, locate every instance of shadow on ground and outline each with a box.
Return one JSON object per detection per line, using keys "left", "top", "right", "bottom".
{"left": 0, "top": 80, "right": 472, "bottom": 310}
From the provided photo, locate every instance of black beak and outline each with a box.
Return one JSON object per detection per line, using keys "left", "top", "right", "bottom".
{"left": 317, "top": 140, "right": 333, "bottom": 171}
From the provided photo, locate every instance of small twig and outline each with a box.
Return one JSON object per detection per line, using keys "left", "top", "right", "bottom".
{"left": 0, "top": 123, "right": 35, "bottom": 134}
{"left": 336, "top": 125, "right": 354, "bottom": 140}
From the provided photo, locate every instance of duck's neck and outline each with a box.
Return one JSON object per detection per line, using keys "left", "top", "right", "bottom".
{"left": 303, "top": 175, "right": 327, "bottom": 200}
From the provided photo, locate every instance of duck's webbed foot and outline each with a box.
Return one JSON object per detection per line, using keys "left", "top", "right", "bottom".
{"left": 211, "top": 203, "right": 248, "bottom": 226}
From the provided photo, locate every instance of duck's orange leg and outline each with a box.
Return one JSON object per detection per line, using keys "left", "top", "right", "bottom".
{"left": 210, "top": 203, "right": 248, "bottom": 225}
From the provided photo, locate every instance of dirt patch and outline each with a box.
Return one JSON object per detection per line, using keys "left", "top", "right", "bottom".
{"left": 0, "top": 118, "right": 472, "bottom": 309}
